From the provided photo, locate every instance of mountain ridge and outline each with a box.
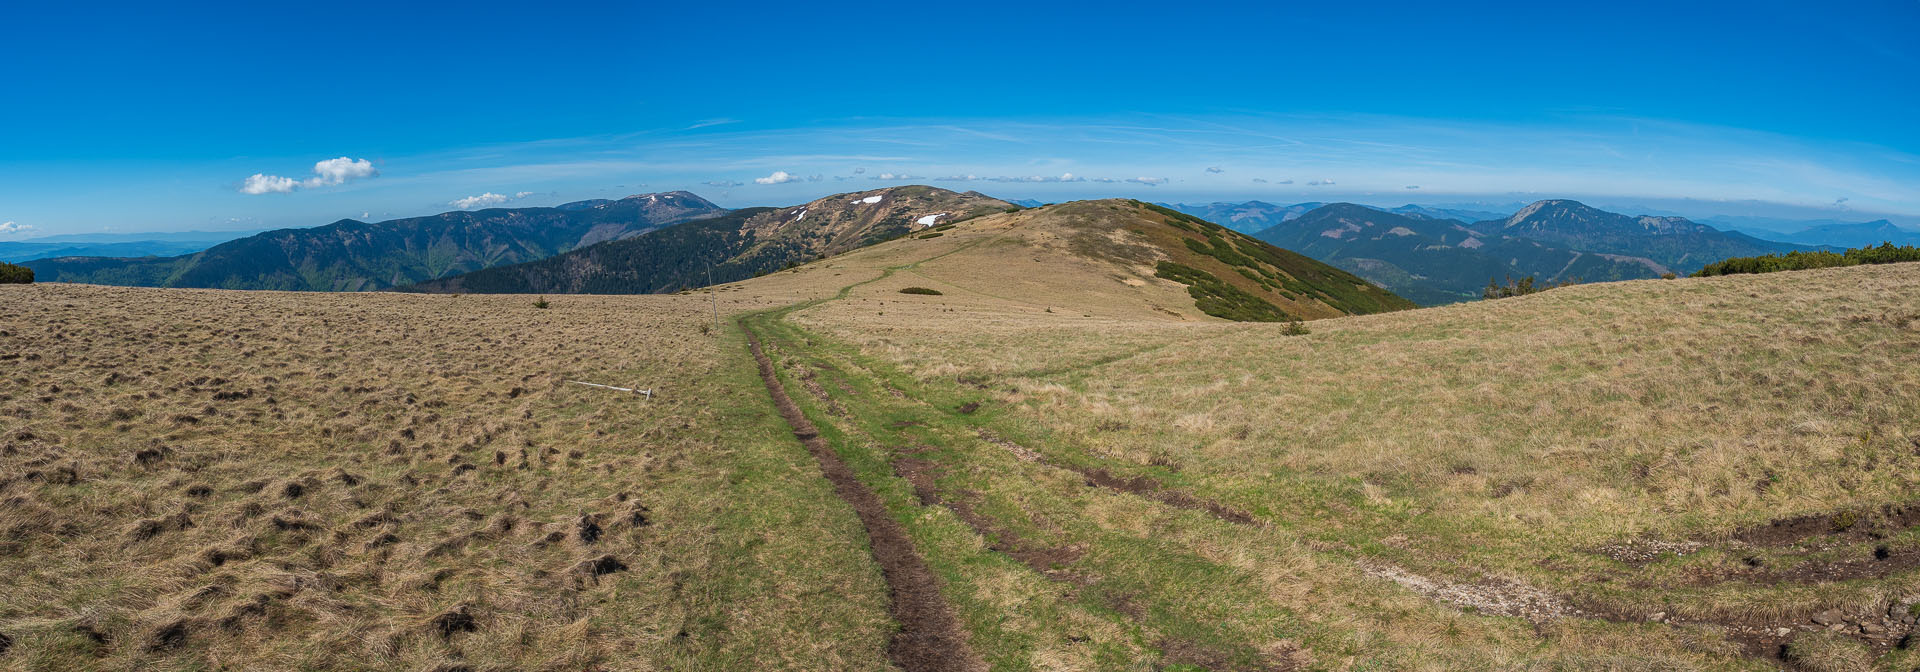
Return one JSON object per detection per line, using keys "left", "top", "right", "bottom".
{"left": 406, "top": 186, "right": 1014, "bottom": 295}
{"left": 23, "top": 192, "right": 725, "bottom": 290}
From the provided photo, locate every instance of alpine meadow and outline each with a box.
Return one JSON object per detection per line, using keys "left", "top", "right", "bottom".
{"left": 5, "top": 3, "right": 1920, "bottom": 671}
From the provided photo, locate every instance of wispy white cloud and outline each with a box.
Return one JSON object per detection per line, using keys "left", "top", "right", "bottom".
{"left": 0, "top": 221, "right": 33, "bottom": 235}
{"left": 450, "top": 192, "right": 511, "bottom": 209}
{"left": 1084, "top": 176, "right": 1169, "bottom": 186}
{"left": 449, "top": 190, "right": 541, "bottom": 209}
{"left": 688, "top": 118, "right": 741, "bottom": 129}
{"left": 240, "top": 174, "right": 299, "bottom": 194}
{"left": 1206, "top": 166, "right": 1224, "bottom": 173}
{"left": 755, "top": 170, "right": 801, "bottom": 184}
{"left": 705, "top": 180, "right": 743, "bottom": 187}
{"left": 240, "top": 157, "right": 378, "bottom": 194}
{"left": 933, "top": 173, "right": 1087, "bottom": 183}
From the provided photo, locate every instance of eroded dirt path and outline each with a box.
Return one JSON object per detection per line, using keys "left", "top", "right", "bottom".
{"left": 743, "top": 323, "right": 984, "bottom": 672}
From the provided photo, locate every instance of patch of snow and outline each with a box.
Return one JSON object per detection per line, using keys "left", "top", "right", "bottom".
{"left": 792, "top": 208, "right": 807, "bottom": 221}
{"left": 858, "top": 195, "right": 883, "bottom": 204}
{"left": 916, "top": 213, "right": 946, "bottom": 226}
{"left": 1386, "top": 226, "right": 1416, "bottom": 237}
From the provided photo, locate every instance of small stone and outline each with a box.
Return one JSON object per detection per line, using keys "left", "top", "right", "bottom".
{"left": 1812, "top": 609, "right": 1842, "bottom": 626}
{"left": 1828, "top": 623, "right": 1847, "bottom": 632}
{"left": 1776, "top": 627, "right": 1792, "bottom": 637}
{"left": 1649, "top": 611, "right": 1666, "bottom": 622}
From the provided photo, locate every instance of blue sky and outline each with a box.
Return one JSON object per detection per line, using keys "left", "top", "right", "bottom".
{"left": 3, "top": 0, "right": 1918, "bottom": 237}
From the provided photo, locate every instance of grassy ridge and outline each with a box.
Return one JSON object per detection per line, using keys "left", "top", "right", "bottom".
{"left": 1136, "top": 202, "right": 1416, "bottom": 319}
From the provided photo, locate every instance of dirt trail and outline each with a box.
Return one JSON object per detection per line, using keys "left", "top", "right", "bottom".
{"left": 743, "top": 323, "right": 983, "bottom": 672}
{"left": 978, "top": 430, "right": 1259, "bottom": 526}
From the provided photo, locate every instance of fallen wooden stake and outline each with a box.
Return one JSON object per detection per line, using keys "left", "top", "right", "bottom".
{"left": 568, "top": 381, "right": 653, "bottom": 399}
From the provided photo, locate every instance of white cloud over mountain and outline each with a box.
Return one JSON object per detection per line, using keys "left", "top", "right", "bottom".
{"left": 240, "top": 157, "right": 378, "bottom": 194}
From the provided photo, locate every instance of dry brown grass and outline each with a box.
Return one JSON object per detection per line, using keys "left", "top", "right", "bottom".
{"left": 0, "top": 285, "right": 893, "bottom": 671}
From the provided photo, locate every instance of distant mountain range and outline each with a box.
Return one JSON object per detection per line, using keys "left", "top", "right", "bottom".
{"left": 1468, "top": 199, "right": 1803, "bottom": 272}
{"left": 1162, "top": 201, "right": 1511, "bottom": 234}
{"left": 1161, "top": 201, "right": 1325, "bottom": 233}
{"left": 1241, "top": 200, "right": 1817, "bottom": 305}
{"left": 0, "top": 230, "right": 262, "bottom": 263}
{"left": 23, "top": 192, "right": 724, "bottom": 290}
{"left": 406, "top": 186, "right": 1012, "bottom": 294}
{"left": 1703, "top": 216, "right": 1920, "bottom": 248}
{"left": 24, "top": 185, "right": 1872, "bottom": 308}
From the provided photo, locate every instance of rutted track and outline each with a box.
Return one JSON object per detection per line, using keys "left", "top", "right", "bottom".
{"left": 742, "top": 322, "right": 983, "bottom": 672}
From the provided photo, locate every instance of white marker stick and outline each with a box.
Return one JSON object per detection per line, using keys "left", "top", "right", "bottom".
{"left": 568, "top": 381, "right": 653, "bottom": 398}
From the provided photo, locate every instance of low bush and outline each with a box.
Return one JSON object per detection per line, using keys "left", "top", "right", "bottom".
{"left": 1694, "top": 242, "right": 1920, "bottom": 277}
{"left": 1155, "top": 262, "right": 1292, "bottom": 322}
{"left": 0, "top": 262, "right": 32, "bottom": 284}
{"left": 898, "top": 287, "right": 943, "bottom": 295}
{"left": 533, "top": 297, "right": 550, "bottom": 309}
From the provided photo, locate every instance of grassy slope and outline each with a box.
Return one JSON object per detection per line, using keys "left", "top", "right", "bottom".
{"left": 764, "top": 251, "right": 1920, "bottom": 669}
{"left": 0, "top": 285, "right": 892, "bottom": 671}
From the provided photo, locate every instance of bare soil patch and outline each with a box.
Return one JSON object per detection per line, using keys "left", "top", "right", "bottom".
{"left": 1733, "top": 502, "right": 1920, "bottom": 548}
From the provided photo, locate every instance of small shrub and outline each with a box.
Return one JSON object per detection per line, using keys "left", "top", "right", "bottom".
{"left": 1660, "top": 272, "right": 1677, "bottom": 280}
{"left": 1283, "top": 320, "right": 1310, "bottom": 336}
{"left": 0, "top": 262, "right": 33, "bottom": 284}
{"left": 916, "top": 232, "right": 944, "bottom": 239}
{"left": 1830, "top": 510, "right": 1857, "bottom": 532}
{"left": 1483, "top": 275, "right": 1579, "bottom": 299}
{"left": 533, "top": 297, "right": 550, "bottom": 309}
{"left": 898, "top": 287, "right": 942, "bottom": 296}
